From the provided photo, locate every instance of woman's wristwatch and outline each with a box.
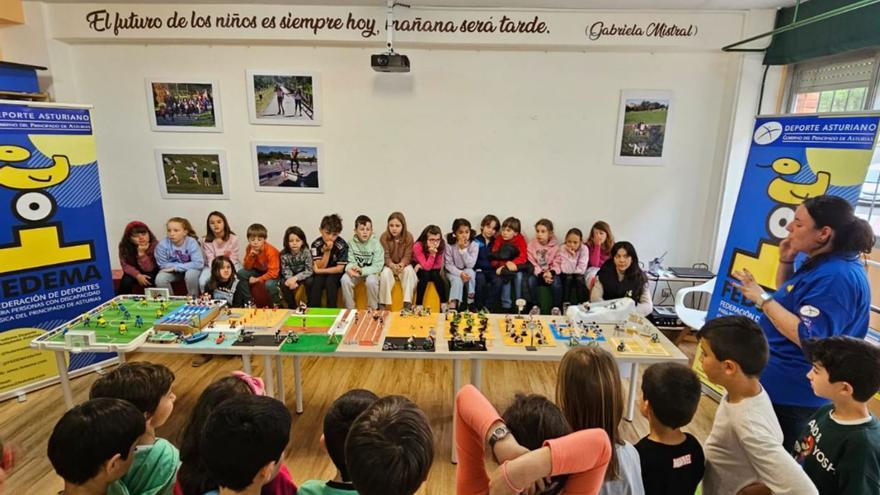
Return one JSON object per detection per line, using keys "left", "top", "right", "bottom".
{"left": 757, "top": 292, "right": 774, "bottom": 311}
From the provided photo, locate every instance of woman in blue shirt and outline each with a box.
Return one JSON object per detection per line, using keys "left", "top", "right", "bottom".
{"left": 732, "top": 195, "right": 873, "bottom": 450}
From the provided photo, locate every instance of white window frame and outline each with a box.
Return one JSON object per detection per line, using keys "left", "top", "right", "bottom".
{"left": 784, "top": 49, "right": 880, "bottom": 245}
{"left": 784, "top": 49, "right": 880, "bottom": 113}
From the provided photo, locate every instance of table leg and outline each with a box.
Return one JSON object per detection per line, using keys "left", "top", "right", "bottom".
{"left": 242, "top": 354, "right": 252, "bottom": 375}
{"left": 470, "top": 359, "right": 483, "bottom": 390}
{"left": 293, "top": 356, "right": 303, "bottom": 414}
{"left": 263, "top": 355, "right": 275, "bottom": 397}
{"left": 275, "top": 356, "right": 285, "bottom": 403}
{"left": 55, "top": 351, "right": 74, "bottom": 410}
{"left": 451, "top": 359, "right": 462, "bottom": 464}
{"left": 624, "top": 362, "right": 639, "bottom": 422}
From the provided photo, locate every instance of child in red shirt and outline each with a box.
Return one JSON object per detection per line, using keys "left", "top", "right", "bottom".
{"left": 489, "top": 217, "right": 528, "bottom": 312}
{"left": 237, "top": 223, "right": 281, "bottom": 307}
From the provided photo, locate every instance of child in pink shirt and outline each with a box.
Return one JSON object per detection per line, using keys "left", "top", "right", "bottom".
{"left": 526, "top": 218, "right": 563, "bottom": 312}
{"left": 412, "top": 225, "right": 448, "bottom": 306}
{"left": 199, "top": 211, "right": 241, "bottom": 292}
{"left": 585, "top": 221, "right": 614, "bottom": 288}
{"left": 456, "top": 384, "right": 611, "bottom": 495}
{"left": 559, "top": 228, "right": 590, "bottom": 304}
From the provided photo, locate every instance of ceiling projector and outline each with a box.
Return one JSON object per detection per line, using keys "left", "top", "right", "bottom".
{"left": 372, "top": 0, "right": 410, "bottom": 73}
{"left": 371, "top": 52, "right": 410, "bottom": 73}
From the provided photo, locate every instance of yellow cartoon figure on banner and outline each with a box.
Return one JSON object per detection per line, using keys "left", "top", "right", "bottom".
{"left": 0, "top": 144, "right": 93, "bottom": 275}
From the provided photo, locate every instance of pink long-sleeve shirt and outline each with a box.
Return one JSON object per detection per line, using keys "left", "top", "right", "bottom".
{"left": 455, "top": 384, "right": 611, "bottom": 495}
{"left": 586, "top": 242, "right": 610, "bottom": 269}
{"left": 413, "top": 241, "right": 444, "bottom": 270}
{"left": 559, "top": 244, "right": 590, "bottom": 275}
{"left": 202, "top": 234, "right": 241, "bottom": 268}
{"left": 527, "top": 237, "right": 562, "bottom": 276}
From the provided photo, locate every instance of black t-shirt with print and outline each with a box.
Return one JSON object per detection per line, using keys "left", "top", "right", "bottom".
{"left": 635, "top": 433, "right": 705, "bottom": 495}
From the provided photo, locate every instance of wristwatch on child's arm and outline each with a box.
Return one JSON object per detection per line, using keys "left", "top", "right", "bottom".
{"left": 488, "top": 425, "right": 511, "bottom": 463}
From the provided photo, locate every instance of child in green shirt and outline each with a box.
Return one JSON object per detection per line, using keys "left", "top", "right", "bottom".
{"left": 90, "top": 362, "right": 179, "bottom": 495}
{"left": 49, "top": 398, "right": 145, "bottom": 495}
{"left": 794, "top": 336, "right": 880, "bottom": 494}
{"left": 297, "top": 389, "right": 379, "bottom": 495}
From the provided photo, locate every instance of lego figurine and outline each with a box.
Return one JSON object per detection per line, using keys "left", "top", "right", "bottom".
{"left": 651, "top": 333, "right": 660, "bottom": 343}
{"left": 274, "top": 329, "right": 282, "bottom": 344}
{"left": 81, "top": 315, "right": 91, "bottom": 327}
{"left": 96, "top": 315, "right": 107, "bottom": 327}
{"left": 617, "top": 341, "right": 626, "bottom": 352}
{"left": 118, "top": 322, "right": 127, "bottom": 335}
{"left": 216, "top": 333, "right": 225, "bottom": 344}
{"left": 286, "top": 331, "right": 299, "bottom": 344}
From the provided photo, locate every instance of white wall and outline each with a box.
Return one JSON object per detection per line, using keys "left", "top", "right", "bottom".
{"left": 4, "top": 2, "right": 778, "bottom": 272}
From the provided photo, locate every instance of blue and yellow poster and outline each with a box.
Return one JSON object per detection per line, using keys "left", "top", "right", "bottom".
{"left": 697, "top": 113, "right": 880, "bottom": 396}
{"left": 0, "top": 102, "right": 114, "bottom": 399}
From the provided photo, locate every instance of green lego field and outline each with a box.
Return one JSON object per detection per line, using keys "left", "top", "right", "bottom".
{"left": 49, "top": 299, "right": 186, "bottom": 345}
{"left": 279, "top": 334, "right": 340, "bottom": 353}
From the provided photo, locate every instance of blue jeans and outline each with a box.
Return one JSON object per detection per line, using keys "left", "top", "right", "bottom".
{"left": 772, "top": 402, "right": 818, "bottom": 452}
{"left": 491, "top": 271, "right": 523, "bottom": 310}
{"left": 448, "top": 269, "right": 476, "bottom": 304}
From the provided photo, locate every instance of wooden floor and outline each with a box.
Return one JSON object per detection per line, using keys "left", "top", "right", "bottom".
{"left": 1, "top": 342, "right": 718, "bottom": 494}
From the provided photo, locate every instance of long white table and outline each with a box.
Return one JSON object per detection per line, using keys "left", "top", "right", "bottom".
{"left": 36, "top": 311, "right": 687, "bottom": 463}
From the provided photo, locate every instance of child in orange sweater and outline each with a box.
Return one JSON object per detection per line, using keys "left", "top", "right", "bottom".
{"left": 456, "top": 384, "right": 611, "bottom": 494}
{"left": 237, "top": 223, "right": 281, "bottom": 307}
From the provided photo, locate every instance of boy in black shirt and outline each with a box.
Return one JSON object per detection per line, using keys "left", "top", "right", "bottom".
{"left": 794, "top": 336, "right": 880, "bottom": 495}
{"left": 309, "top": 213, "right": 349, "bottom": 308}
{"left": 635, "top": 362, "right": 705, "bottom": 495}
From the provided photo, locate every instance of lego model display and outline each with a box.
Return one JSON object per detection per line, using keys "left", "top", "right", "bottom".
{"left": 445, "top": 309, "right": 489, "bottom": 351}
{"left": 43, "top": 295, "right": 188, "bottom": 349}
{"left": 230, "top": 328, "right": 283, "bottom": 348}
{"left": 342, "top": 309, "right": 388, "bottom": 346}
{"left": 498, "top": 315, "right": 556, "bottom": 349}
{"left": 548, "top": 319, "right": 607, "bottom": 345}
{"left": 381, "top": 306, "right": 437, "bottom": 352}
{"left": 278, "top": 304, "right": 350, "bottom": 353}
{"left": 209, "top": 306, "right": 289, "bottom": 331}
{"left": 281, "top": 304, "right": 346, "bottom": 333}
{"left": 151, "top": 295, "right": 226, "bottom": 334}
{"left": 606, "top": 314, "right": 669, "bottom": 356}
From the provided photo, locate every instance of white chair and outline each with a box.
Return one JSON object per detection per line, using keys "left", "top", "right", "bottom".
{"left": 674, "top": 277, "right": 716, "bottom": 332}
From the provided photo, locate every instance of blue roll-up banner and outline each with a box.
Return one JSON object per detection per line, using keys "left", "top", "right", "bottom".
{"left": 0, "top": 101, "right": 115, "bottom": 401}
{"left": 698, "top": 113, "right": 880, "bottom": 395}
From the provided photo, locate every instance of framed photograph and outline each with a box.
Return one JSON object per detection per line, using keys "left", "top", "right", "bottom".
{"left": 251, "top": 142, "right": 323, "bottom": 193}
{"left": 145, "top": 78, "right": 222, "bottom": 132}
{"left": 613, "top": 90, "right": 673, "bottom": 166}
{"left": 155, "top": 149, "right": 230, "bottom": 200}
{"left": 246, "top": 70, "right": 321, "bottom": 126}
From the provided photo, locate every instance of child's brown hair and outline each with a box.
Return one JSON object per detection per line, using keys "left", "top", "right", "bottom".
{"left": 345, "top": 396, "right": 433, "bottom": 495}
{"left": 320, "top": 214, "right": 343, "bottom": 234}
{"left": 385, "top": 212, "right": 409, "bottom": 240}
{"left": 89, "top": 361, "right": 175, "bottom": 415}
{"left": 589, "top": 221, "right": 614, "bottom": 254}
{"left": 168, "top": 217, "right": 198, "bottom": 239}
{"left": 556, "top": 347, "right": 623, "bottom": 480}
{"left": 501, "top": 216, "right": 521, "bottom": 234}
{"left": 246, "top": 223, "right": 268, "bottom": 239}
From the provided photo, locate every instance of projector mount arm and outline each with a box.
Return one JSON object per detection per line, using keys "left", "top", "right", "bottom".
{"left": 386, "top": 0, "right": 411, "bottom": 53}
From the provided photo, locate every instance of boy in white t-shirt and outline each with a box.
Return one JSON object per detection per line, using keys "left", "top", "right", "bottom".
{"left": 699, "top": 316, "right": 818, "bottom": 495}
